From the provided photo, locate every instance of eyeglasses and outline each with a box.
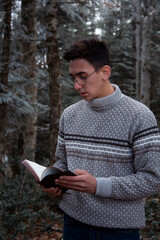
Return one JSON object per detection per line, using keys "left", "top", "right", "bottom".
{"left": 68, "top": 66, "right": 101, "bottom": 86}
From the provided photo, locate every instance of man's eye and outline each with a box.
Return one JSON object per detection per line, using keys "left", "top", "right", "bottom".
{"left": 79, "top": 76, "right": 86, "bottom": 80}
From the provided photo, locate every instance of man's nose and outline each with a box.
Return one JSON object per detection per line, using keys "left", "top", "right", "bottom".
{"left": 74, "top": 81, "right": 82, "bottom": 90}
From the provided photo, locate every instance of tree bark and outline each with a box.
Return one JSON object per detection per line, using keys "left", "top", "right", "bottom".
{"left": 0, "top": 0, "right": 12, "bottom": 162}
{"left": 131, "top": 0, "right": 137, "bottom": 57}
{"left": 133, "top": 0, "right": 142, "bottom": 101}
{"left": 21, "top": 0, "right": 37, "bottom": 160}
{"left": 46, "top": 0, "right": 61, "bottom": 164}
{"left": 140, "top": 0, "right": 153, "bottom": 107}
{"left": 132, "top": 0, "right": 153, "bottom": 107}
{"left": 135, "top": 0, "right": 142, "bottom": 101}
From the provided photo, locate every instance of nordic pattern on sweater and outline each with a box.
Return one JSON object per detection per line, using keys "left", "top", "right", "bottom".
{"left": 54, "top": 84, "right": 160, "bottom": 228}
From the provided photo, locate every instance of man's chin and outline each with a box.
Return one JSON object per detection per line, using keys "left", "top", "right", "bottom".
{"left": 83, "top": 96, "right": 93, "bottom": 101}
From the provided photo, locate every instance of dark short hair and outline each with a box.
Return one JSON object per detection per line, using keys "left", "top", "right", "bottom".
{"left": 63, "top": 38, "right": 110, "bottom": 69}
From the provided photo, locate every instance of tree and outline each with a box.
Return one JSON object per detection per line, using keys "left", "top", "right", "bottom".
{"left": 46, "top": 0, "right": 61, "bottom": 164}
{"left": 140, "top": 0, "right": 153, "bottom": 106}
{"left": 0, "top": 0, "right": 12, "bottom": 162}
{"left": 131, "top": 0, "right": 142, "bottom": 100}
{"left": 21, "top": 0, "right": 37, "bottom": 160}
{"left": 132, "top": 0, "right": 153, "bottom": 107}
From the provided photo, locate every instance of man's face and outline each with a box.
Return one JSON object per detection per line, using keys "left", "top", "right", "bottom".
{"left": 69, "top": 58, "right": 111, "bottom": 101}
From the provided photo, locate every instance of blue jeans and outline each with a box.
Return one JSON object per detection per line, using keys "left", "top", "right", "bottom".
{"left": 63, "top": 214, "right": 140, "bottom": 240}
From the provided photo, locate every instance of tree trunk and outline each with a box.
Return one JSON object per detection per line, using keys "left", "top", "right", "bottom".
{"left": 131, "top": 0, "right": 137, "bottom": 57}
{"left": 21, "top": 0, "right": 37, "bottom": 161}
{"left": 0, "top": 0, "right": 12, "bottom": 162}
{"left": 134, "top": 0, "right": 142, "bottom": 101}
{"left": 46, "top": 0, "right": 61, "bottom": 164}
{"left": 140, "top": 0, "right": 153, "bottom": 107}
{"left": 132, "top": 0, "right": 153, "bottom": 107}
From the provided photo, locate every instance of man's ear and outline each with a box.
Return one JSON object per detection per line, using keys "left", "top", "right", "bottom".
{"left": 101, "top": 65, "right": 111, "bottom": 80}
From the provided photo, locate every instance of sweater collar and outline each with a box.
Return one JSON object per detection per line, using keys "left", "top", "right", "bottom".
{"left": 87, "top": 84, "right": 122, "bottom": 109}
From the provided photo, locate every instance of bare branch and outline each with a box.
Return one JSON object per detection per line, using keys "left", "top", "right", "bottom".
{"left": 0, "top": 50, "right": 36, "bottom": 68}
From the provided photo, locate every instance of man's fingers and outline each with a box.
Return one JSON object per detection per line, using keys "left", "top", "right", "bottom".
{"left": 42, "top": 186, "right": 62, "bottom": 196}
{"left": 75, "top": 169, "right": 88, "bottom": 175}
{"left": 55, "top": 170, "right": 96, "bottom": 194}
{"left": 56, "top": 174, "right": 84, "bottom": 183}
{"left": 57, "top": 169, "right": 89, "bottom": 182}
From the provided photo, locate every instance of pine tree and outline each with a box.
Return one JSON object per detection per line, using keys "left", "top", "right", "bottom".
{"left": 46, "top": 0, "right": 61, "bottom": 164}
{"left": 132, "top": 0, "right": 153, "bottom": 107}
{"left": 21, "top": 0, "right": 37, "bottom": 160}
{"left": 0, "top": 0, "right": 12, "bottom": 162}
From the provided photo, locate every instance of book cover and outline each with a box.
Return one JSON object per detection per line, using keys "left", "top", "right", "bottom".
{"left": 22, "top": 159, "right": 76, "bottom": 190}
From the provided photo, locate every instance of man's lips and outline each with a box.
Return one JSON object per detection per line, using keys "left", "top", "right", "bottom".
{"left": 79, "top": 91, "right": 88, "bottom": 97}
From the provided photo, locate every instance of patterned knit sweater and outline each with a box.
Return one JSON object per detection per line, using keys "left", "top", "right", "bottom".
{"left": 54, "top": 84, "right": 160, "bottom": 228}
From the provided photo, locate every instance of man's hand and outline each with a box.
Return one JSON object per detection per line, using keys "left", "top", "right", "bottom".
{"left": 42, "top": 186, "right": 62, "bottom": 197}
{"left": 55, "top": 169, "right": 97, "bottom": 194}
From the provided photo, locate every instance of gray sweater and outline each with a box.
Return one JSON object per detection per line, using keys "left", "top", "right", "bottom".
{"left": 54, "top": 84, "right": 160, "bottom": 228}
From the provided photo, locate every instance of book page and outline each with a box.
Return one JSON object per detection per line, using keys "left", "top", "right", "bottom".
{"left": 22, "top": 159, "right": 46, "bottom": 182}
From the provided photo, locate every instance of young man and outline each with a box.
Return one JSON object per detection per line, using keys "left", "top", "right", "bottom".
{"left": 43, "top": 38, "right": 160, "bottom": 240}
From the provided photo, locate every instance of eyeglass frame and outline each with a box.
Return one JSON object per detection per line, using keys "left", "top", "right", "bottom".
{"left": 68, "top": 65, "right": 103, "bottom": 86}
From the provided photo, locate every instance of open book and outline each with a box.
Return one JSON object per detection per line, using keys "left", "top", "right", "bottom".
{"left": 22, "top": 159, "right": 76, "bottom": 190}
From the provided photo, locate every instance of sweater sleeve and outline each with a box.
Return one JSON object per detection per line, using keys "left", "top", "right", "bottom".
{"left": 53, "top": 112, "right": 68, "bottom": 171}
{"left": 109, "top": 108, "right": 160, "bottom": 200}
{"left": 96, "top": 108, "right": 160, "bottom": 200}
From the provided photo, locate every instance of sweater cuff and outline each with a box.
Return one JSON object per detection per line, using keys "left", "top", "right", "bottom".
{"left": 95, "top": 177, "right": 112, "bottom": 197}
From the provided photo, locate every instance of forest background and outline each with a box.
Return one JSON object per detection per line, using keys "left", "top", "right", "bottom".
{"left": 0, "top": 0, "right": 160, "bottom": 239}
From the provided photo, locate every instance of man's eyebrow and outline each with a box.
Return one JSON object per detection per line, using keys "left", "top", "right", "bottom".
{"left": 69, "top": 71, "right": 86, "bottom": 76}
